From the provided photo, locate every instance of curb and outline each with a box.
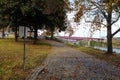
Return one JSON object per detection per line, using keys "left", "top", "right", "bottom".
{"left": 26, "top": 66, "right": 45, "bottom": 80}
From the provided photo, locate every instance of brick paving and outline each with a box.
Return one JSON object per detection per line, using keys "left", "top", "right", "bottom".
{"left": 27, "top": 40, "right": 120, "bottom": 80}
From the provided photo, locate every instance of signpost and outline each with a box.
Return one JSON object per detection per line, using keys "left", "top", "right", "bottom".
{"left": 23, "top": 26, "right": 26, "bottom": 70}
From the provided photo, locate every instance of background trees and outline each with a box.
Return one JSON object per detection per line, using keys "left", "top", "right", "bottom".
{"left": 0, "top": 0, "right": 9, "bottom": 38}
{"left": 74, "top": 0, "right": 120, "bottom": 54}
{"left": 43, "top": 0, "right": 67, "bottom": 39}
{"left": 0, "top": 0, "right": 68, "bottom": 42}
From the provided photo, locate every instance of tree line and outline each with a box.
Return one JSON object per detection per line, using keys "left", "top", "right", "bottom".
{"left": 1, "top": 0, "right": 120, "bottom": 54}
{"left": 0, "top": 0, "right": 69, "bottom": 43}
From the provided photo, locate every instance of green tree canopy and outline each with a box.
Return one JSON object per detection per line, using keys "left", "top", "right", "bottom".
{"left": 0, "top": 0, "right": 68, "bottom": 41}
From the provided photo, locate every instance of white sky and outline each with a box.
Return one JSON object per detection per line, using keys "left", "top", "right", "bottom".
{"left": 58, "top": 0, "right": 120, "bottom": 38}
{"left": 58, "top": 11, "right": 120, "bottom": 38}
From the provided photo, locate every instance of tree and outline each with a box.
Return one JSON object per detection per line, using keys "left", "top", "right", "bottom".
{"left": 0, "top": 5, "right": 9, "bottom": 38}
{"left": 0, "top": 0, "right": 68, "bottom": 42}
{"left": 0, "top": 0, "right": 24, "bottom": 41}
{"left": 74, "top": 0, "right": 120, "bottom": 54}
{"left": 64, "top": 20, "right": 74, "bottom": 37}
{"left": 42, "top": 0, "right": 67, "bottom": 39}
{"left": 0, "top": 0, "right": 45, "bottom": 42}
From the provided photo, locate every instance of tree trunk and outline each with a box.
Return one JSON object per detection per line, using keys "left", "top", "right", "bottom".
{"left": 30, "top": 30, "right": 32, "bottom": 38}
{"left": 29, "top": 27, "right": 33, "bottom": 38}
{"left": 51, "top": 30, "right": 54, "bottom": 40}
{"left": 106, "top": 24, "right": 113, "bottom": 54}
{"left": 15, "top": 27, "right": 18, "bottom": 42}
{"left": 33, "top": 27, "right": 38, "bottom": 44}
{"left": 106, "top": 11, "right": 113, "bottom": 54}
{"left": 2, "top": 26, "right": 5, "bottom": 38}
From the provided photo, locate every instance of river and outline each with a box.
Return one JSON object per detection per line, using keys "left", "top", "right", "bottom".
{"left": 93, "top": 46, "right": 120, "bottom": 54}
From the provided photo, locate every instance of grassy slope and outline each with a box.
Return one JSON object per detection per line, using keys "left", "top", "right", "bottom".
{"left": 67, "top": 44, "right": 120, "bottom": 68}
{"left": 0, "top": 38, "right": 51, "bottom": 80}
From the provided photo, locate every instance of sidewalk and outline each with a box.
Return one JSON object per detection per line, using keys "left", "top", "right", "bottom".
{"left": 27, "top": 40, "right": 120, "bottom": 80}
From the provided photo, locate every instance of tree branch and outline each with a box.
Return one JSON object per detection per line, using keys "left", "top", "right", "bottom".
{"left": 90, "top": 1, "right": 108, "bottom": 19}
{"left": 84, "top": 18, "right": 106, "bottom": 27}
{"left": 112, "top": 28, "right": 120, "bottom": 37}
{"left": 111, "top": 16, "right": 120, "bottom": 25}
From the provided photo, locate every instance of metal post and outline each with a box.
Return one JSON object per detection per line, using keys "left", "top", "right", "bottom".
{"left": 23, "top": 26, "right": 26, "bottom": 70}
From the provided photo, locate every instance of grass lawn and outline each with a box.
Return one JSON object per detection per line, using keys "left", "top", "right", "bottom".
{"left": 67, "top": 44, "right": 120, "bottom": 68}
{"left": 0, "top": 38, "right": 51, "bottom": 80}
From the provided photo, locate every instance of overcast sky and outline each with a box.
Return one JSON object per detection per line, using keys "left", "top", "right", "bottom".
{"left": 58, "top": 0, "right": 120, "bottom": 38}
{"left": 58, "top": 11, "right": 120, "bottom": 38}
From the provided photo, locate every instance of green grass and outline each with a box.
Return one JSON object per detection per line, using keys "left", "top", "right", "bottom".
{"left": 66, "top": 43, "right": 120, "bottom": 68}
{"left": 77, "top": 47, "right": 120, "bottom": 67}
{"left": 0, "top": 38, "right": 51, "bottom": 80}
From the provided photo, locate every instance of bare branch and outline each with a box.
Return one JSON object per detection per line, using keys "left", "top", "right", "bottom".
{"left": 112, "top": 28, "right": 120, "bottom": 37}
{"left": 96, "top": 3, "right": 108, "bottom": 19}
{"left": 111, "top": 15, "right": 120, "bottom": 25}
{"left": 84, "top": 17, "right": 107, "bottom": 27}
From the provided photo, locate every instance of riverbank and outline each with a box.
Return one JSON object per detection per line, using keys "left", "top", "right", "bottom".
{"left": 94, "top": 46, "right": 120, "bottom": 54}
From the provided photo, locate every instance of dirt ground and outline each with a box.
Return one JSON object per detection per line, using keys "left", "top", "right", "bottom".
{"left": 27, "top": 40, "right": 120, "bottom": 80}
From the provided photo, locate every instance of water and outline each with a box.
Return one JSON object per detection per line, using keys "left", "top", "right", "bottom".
{"left": 94, "top": 46, "right": 120, "bottom": 54}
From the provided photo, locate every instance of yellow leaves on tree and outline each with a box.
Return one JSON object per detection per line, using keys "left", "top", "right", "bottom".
{"left": 106, "top": 0, "right": 112, "bottom": 13}
{"left": 106, "top": 0, "right": 120, "bottom": 13}
{"left": 74, "top": 5, "right": 84, "bottom": 22}
{"left": 114, "top": 0, "right": 119, "bottom": 4}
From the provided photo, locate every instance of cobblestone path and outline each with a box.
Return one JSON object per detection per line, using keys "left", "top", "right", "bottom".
{"left": 27, "top": 40, "right": 120, "bottom": 80}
